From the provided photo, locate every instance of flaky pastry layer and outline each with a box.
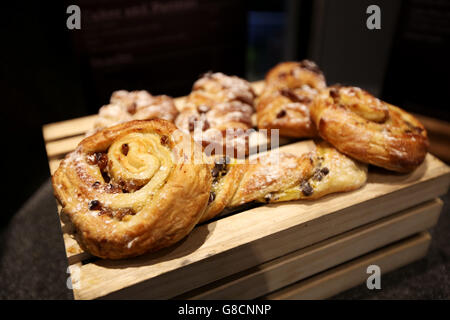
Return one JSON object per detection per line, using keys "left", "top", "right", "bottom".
{"left": 310, "top": 86, "right": 429, "bottom": 172}
{"left": 53, "top": 120, "right": 211, "bottom": 259}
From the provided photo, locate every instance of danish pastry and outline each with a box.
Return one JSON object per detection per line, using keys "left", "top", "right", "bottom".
{"left": 256, "top": 61, "right": 326, "bottom": 138}
{"left": 310, "top": 86, "right": 429, "bottom": 172}
{"left": 175, "top": 72, "right": 256, "bottom": 157}
{"left": 52, "top": 120, "right": 211, "bottom": 259}
{"left": 201, "top": 141, "right": 367, "bottom": 222}
{"left": 93, "top": 90, "right": 179, "bottom": 133}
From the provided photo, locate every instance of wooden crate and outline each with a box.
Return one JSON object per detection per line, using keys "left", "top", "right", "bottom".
{"left": 176, "top": 200, "right": 440, "bottom": 300}
{"left": 43, "top": 83, "right": 450, "bottom": 299}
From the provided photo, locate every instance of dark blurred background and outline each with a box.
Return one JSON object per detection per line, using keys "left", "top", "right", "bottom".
{"left": 1, "top": 0, "right": 449, "bottom": 233}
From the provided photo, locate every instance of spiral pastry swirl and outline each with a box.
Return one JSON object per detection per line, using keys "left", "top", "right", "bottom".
{"left": 310, "top": 86, "right": 429, "bottom": 172}
{"left": 52, "top": 120, "right": 211, "bottom": 259}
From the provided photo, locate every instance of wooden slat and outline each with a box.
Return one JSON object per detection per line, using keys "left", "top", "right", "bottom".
{"left": 66, "top": 262, "right": 83, "bottom": 292}
{"left": 176, "top": 199, "right": 441, "bottom": 299}
{"left": 263, "top": 232, "right": 431, "bottom": 300}
{"left": 46, "top": 136, "right": 84, "bottom": 158}
{"left": 43, "top": 115, "right": 97, "bottom": 142}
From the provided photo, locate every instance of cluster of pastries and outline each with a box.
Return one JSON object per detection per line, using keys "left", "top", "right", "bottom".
{"left": 52, "top": 60, "right": 429, "bottom": 259}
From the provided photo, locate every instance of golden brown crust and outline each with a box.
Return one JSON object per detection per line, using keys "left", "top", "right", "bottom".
{"left": 265, "top": 61, "right": 326, "bottom": 89}
{"left": 310, "top": 86, "right": 429, "bottom": 172}
{"left": 52, "top": 120, "right": 211, "bottom": 259}
{"left": 92, "top": 90, "right": 179, "bottom": 133}
{"left": 200, "top": 157, "right": 247, "bottom": 222}
{"left": 175, "top": 72, "right": 256, "bottom": 157}
{"left": 201, "top": 141, "right": 367, "bottom": 222}
{"left": 256, "top": 61, "right": 326, "bottom": 138}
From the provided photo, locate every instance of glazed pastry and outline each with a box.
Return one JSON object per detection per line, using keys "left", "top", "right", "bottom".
{"left": 52, "top": 120, "right": 211, "bottom": 259}
{"left": 175, "top": 72, "right": 256, "bottom": 157}
{"left": 310, "top": 85, "right": 429, "bottom": 172}
{"left": 257, "top": 60, "right": 326, "bottom": 138}
{"left": 92, "top": 90, "right": 179, "bottom": 133}
{"left": 201, "top": 141, "right": 367, "bottom": 222}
